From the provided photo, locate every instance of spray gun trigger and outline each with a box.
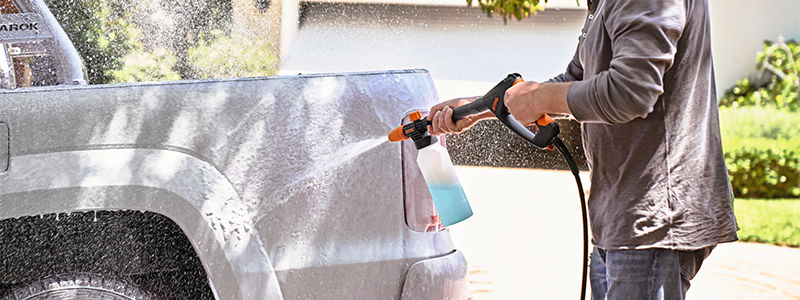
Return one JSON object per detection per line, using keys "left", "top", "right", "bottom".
{"left": 409, "top": 111, "right": 422, "bottom": 121}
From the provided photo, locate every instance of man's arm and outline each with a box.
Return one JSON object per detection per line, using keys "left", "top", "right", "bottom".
{"left": 427, "top": 80, "right": 574, "bottom": 135}
{"left": 504, "top": 81, "right": 573, "bottom": 125}
{"left": 500, "top": 35, "right": 584, "bottom": 124}
{"left": 428, "top": 18, "right": 586, "bottom": 134}
{"left": 567, "top": 0, "right": 687, "bottom": 124}
{"left": 507, "top": 0, "right": 688, "bottom": 125}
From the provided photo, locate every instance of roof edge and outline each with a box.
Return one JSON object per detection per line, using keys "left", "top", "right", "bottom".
{"left": 300, "top": 0, "right": 586, "bottom": 9}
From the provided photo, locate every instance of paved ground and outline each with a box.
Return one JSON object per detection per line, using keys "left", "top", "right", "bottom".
{"left": 451, "top": 166, "right": 800, "bottom": 299}
{"left": 688, "top": 242, "right": 800, "bottom": 299}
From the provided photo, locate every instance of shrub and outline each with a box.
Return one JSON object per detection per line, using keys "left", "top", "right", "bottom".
{"left": 47, "top": 0, "right": 138, "bottom": 84}
{"left": 719, "top": 107, "right": 800, "bottom": 198}
{"left": 468, "top": 0, "right": 546, "bottom": 20}
{"left": 108, "top": 48, "right": 181, "bottom": 83}
{"left": 187, "top": 30, "right": 278, "bottom": 80}
{"left": 719, "top": 39, "right": 799, "bottom": 112}
{"left": 725, "top": 148, "right": 800, "bottom": 198}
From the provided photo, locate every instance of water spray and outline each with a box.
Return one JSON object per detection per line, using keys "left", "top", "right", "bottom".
{"left": 388, "top": 73, "right": 589, "bottom": 300}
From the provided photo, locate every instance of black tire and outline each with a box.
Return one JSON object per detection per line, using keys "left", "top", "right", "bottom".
{"left": 2, "top": 273, "right": 157, "bottom": 300}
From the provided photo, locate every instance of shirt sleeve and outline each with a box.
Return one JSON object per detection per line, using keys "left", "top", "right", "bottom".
{"left": 546, "top": 43, "right": 584, "bottom": 83}
{"left": 566, "top": 0, "right": 687, "bottom": 124}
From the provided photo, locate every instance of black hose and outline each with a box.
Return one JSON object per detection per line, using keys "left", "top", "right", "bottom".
{"left": 552, "top": 137, "right": 589, "bottom": 300}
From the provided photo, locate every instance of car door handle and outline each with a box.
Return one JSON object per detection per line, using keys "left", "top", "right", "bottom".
{"left": 1, "top": 122, "right": 7, "bottom": 172}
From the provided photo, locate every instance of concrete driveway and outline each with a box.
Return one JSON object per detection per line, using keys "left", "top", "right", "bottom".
{"left": 451, "top": 166, "right": 800, "bottom": 299}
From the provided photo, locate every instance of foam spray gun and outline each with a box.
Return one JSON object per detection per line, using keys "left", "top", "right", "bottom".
{"left": 387, "top": 73, "right": 589, "bottom": 300}
{"left": 387, "top": 73, "right": 560, "bottom": 226}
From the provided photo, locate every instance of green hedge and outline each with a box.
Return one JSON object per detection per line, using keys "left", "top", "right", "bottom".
{"left": 725, "top": 148, "right": 800, "bottom": 198}
{"left": 719, "top": 107, "right": 800, "bottom": 198}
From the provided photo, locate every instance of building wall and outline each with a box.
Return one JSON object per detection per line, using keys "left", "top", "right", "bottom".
{"left": 280, "top": 4, "right": 587, "bottom": 99}
{"left": 281, "top": 0, "right": 799, "bottom": 99}
{"left": 709, "top": 0, "right": 800, "bottom": 94}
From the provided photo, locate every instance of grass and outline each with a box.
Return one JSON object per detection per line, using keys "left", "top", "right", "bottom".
{"left": 719, "top": 106, "right": 800, "bottom": 151}
{"left": 722, "top": 138, "right": 800, "bottom": 153}
{"left": 734, "top": 198, "right": 800, "bottom": 247}
{"left": 719, "top": 106, "right": 800, "bottom": 140}
{"left": 714, "top": 107, "right": 800, "bottom": 247}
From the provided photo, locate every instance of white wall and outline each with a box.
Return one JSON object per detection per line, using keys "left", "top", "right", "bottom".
{"left": 293, "top": 0, "right": 584, "bottom": 8}
{"left": 281, "top": 0, "right": 800, "bottom": 99}
{"left": 279, "top": 0, "right": 587, "bottom": 60}
{"left": 709, "top": 0, "right": 800, "bottom": 95}
{"left": 281, "top": 4, "right": 587, "bottom": 99}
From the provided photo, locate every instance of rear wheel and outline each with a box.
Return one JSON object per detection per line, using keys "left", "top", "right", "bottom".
{"left": 2, "top": 273, "right": 157, "bottom": 300}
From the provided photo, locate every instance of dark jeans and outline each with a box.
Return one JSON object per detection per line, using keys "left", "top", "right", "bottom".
{"left": 590, "top": 246, "right": 714, "bottom": 300}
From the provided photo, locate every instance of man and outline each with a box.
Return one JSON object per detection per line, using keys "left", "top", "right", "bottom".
{"left": 426, "top": 0, "right": 738, "bottom": 299}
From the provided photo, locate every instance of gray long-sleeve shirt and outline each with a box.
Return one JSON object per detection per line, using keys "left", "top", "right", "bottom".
{"left": 549, "top": 0, "right": 738, "bottom": 250}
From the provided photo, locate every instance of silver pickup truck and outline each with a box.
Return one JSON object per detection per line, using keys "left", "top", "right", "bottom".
{"left": 0, "top": 1, "right": 468, "bottom": 299}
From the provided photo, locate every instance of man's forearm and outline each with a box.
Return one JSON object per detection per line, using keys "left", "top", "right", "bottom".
{"left": 532, "top": 82, "right": 573, "bottom": 116}
{"left": 504, "top": 81, "right": 574, "bottom": 124}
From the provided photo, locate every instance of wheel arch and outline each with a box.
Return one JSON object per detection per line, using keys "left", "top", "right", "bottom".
{"left": 0, "top": 148, "right": 283, "bottom": 300}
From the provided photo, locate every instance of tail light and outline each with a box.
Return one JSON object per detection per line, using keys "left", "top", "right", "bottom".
{"left": 401, "top": 112, "right": 445, "bottom": 232}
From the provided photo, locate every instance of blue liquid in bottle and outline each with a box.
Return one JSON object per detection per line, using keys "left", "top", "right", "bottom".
{"left": 428, "top": 183, "right": 473, "bottom": 226}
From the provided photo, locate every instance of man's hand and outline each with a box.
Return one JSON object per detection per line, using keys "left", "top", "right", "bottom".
{"left": 427, "top": 97, "right": 493, "bottom": 136}
{"left": 504, "top": 81, "right": 545, "bottom": 125}
{"left": 504, "top": 81, "right": 573, "bottom": 125}
{"left": 427, "top": 81, "right": 573, "bottom": 136}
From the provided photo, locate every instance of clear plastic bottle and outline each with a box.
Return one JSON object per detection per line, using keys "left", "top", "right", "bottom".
{"left": 416, "top": 137, "right": 473, "bottom": 226}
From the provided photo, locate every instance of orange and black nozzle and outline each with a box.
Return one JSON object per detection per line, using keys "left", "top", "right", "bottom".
{"left": 388, "top": 111, "right": 436, "bottom": 149}
{"left": 388, "top": 73, "right": 560, "bottom": 150}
